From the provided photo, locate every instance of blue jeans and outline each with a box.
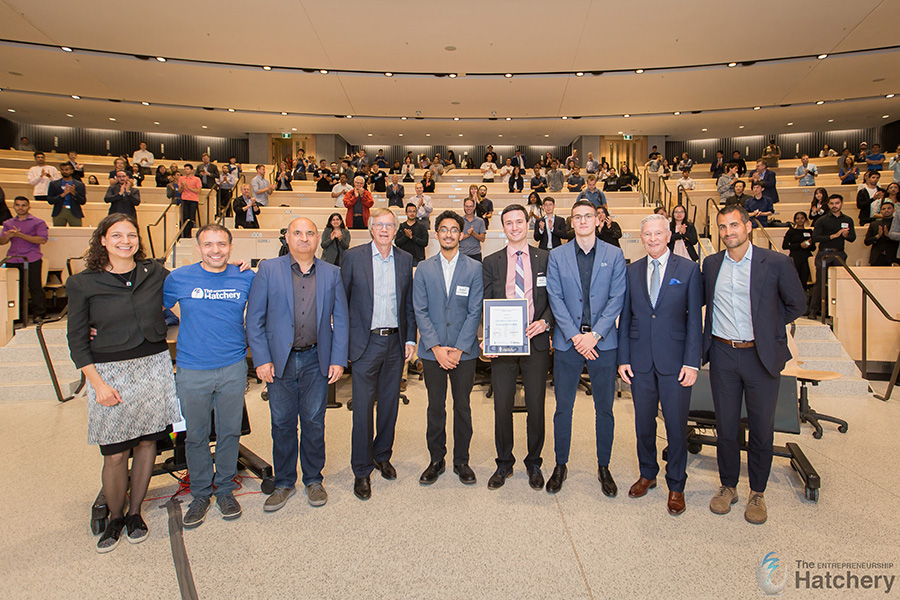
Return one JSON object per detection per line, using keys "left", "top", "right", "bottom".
{"left": 176, "top": 360, "right": 247, "bottom": 499}
{"left": 551, "top": 346, "right": 616, "bottom": 466}
{"left": 267, "top": 347, "right": 328, "bottom": 488}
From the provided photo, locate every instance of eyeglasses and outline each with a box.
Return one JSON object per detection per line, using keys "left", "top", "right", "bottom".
{"left": 371, "top": 222, "right": 396, "bottom": 231}
{"left": 438, "top": 227, "right": 460, "bottom": 234}
{"left": 571, "top": 213, "right": 596, "bottom": 222}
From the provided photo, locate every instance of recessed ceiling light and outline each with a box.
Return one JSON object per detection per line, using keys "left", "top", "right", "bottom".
{"left": 444, "top": 46, "right": 456, "bottom": 51}
{"left": 319, "top": 69, "right": 328, "bottom": 74}
{"left": 401, "top": 116, "right": 407, "bottom": 120}
{"left": 883, "top": 115, "right": 890, "bottom": 119}
{"left": 109, "top": 117, "right": 116, "bottom": 121}
{"left": 753, "top": 106, "right": 760, "bottom": 110}
{"left": 449, "top": 73, "right": 458, "bottom": 78}
{"left": 787, "top": 122, "right": 793, "bottom": 126}
{"left": 426, "top": 133, "right": 431, "bottom": 136}
{"left": 398, "top": 133, "right": 403, "bottom": 136}
{"left": 71, "top": 95, "right": 80, "bottom": 99}
{"left": 453, "top": 117, "right": 459, "bottom": 121}
{"left": 498, "top": 134, "right": 502, "bottom": 137}
{"left": 505, "top": 117, "right": 511, "bottom": 121}
{"left": 673, "top": 111, "right": 680, "bottom": 115}
{"left": 458, "top": 133, "right": 463, "bottom": 136}
{"left": 561, "top": 116, "right": 568, "bottom": 120}
{"left": 155, "top": 57, "right": 166, "bottom": 62}
{"left": 61, "top": 46, "right": 72, "bottom": 52}
{"left": 201, "top": 125, "right": 208, "bottom": 129}
{"left": 727, "top": 62, "right": 737, "bottom": 67}
{"left": 367, "top": 133, "right": 373, "bottom": 136}
{"left": 828, "top": 119, "right": 834, "bottom": 122}
{"left": 817, "top": 54, "right": 828, "bottom": 60}
{"left": 292, "top": 128, "right": 297, "bottom": 131}
{"left": 635, "top": 69, "right": 644, "bottom": 74}
{"left": 816, "top": 100, "right": 824, "bottom": 105}
{"left": 281, "top": 112, "right": 288, "bottom": 115}
{"left": 739, "top": 125, "right": 745, "bottom": 129}
{"left": 141, "top": 101, "right": 150, "bottom": 106}
{"left": 345, "top": 115, "right": 352, "bottom": 118}
{"left": 624, "top": 114, "right": 630, "bottom": 118}
{"left": 575, "top": 72, "right": 584, "bottom": 77}
{"left": 262, "top": 66, "right": 272, "bottom": 71}
{"left": 153, "top": 121, "right": 159, "bottom": 125}
{"left": 701, "top": 128, "right": 707, "bottom": 131}
{"left": 887, "top": 94, "right": 895, "bottom": 99}
{"left": 66, "top": 113, "right": 73, "bottom": 118}
{"left": 504, "top": 73, "right": 513, "bottom": 78}
{"left": 544, "top": 134, "right": 550, "bottom": 137}
{"left": 617, "top": 131, "right": 623, "bottom": 134}
{"left": 384, "top": 72, "right": 393, "bottom": 77}
{"left": 227, "top": 108, "right": 235, "bottom": 112}
{"left": 7, "top": 109, "right": 14, "bottom": 113}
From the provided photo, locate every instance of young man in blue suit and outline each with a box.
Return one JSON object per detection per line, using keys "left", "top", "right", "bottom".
{"left": 413, "top": 210, "right": 484, "bottom": 486}
{"left": 546, "top": 199, "right": 627, "bottom": 495}
{"left": 341, "top": 208, "right": 417, "bottom": 500}
{"left": 703, "top": 205, "right": 806, "bottom": 524}
{"left": 617, "top": 213, "right": 702, "bottom": 515}
{"left": 246, "top": 217, "right": 349, "bottom": 512}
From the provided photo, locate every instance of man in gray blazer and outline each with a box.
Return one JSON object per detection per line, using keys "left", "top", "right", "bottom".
{"left": 413, "top": 210, "right": 484, "bottom": 486}
{"left": 546, "top": 200, "right": 627, "bottom": 496}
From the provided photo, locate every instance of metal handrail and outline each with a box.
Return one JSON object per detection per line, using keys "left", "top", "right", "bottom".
{"left": 146, "top": 201, "right": 178, "bottom": 257}
{"left": 749, "top": 219, "right": 778, "bottom": 251}
{"left": 161, "top": 220, "right": 192, "bottom": 263}
{"left": 35, "top": 305, "right": 84, "bottom": 403}
{"left": 705, "top": 197, "right": 721, "bottom": 250}
{"left": 0, "top": 255, "right": 30, "bottom": 326}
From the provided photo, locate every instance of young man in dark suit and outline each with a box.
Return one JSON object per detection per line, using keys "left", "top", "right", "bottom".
{"left": 617, "top": 214, "right": 702, "bottom": 515}
{"left": 482, "top": 204, "right": 554, "bottom": 491}
{"left": 534, "top": 196, "right": 568, "bottom": 250}
{"left": 702, "top": 205, "right": 806, "bottom": 524}
{"left": 340, "top": 208, "right": 416, "bottom": 500}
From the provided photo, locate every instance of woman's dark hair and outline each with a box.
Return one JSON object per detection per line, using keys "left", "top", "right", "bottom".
{"left": 87, "top": 175, "right": 99, "bottom": 185}
{"left": 156, "top": 165, "right": 167, "bottom": 174}
{"left": 793, "top": 211, "right": 807, "bottom": 222}
{"left": 596, "top": 205, "right": 610, "bottom": 219}
{"left": 84, "top": 213, "right": 146, "bottom": 271}
{"left": 813, "top": 187, "right": 829, "bottom": 204}
{"left": 512, "top": 166, "right": 521, "bottom": 178}
{"left": 527, "top": 191, "right": 541, "bottom": 205}
{"left": 671, "top": 204, "right": 690, "bottom": 223}
{"left": 325, "top": 212, "right": 345, "bottom": 229}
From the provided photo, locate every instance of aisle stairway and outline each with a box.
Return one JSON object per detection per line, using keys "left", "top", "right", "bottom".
{"left": 792, "top": 319, "right": 871, "bottom": 397}
{"left": 0, "top": 324, "right": 81, "bottom": 402}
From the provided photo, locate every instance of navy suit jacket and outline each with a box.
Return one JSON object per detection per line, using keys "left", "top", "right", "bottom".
{"left": 246, "top": 255, "right": 349, "bottom": 379}
{"left": 413, "top": 251, "right": 483, "bottom": 361}
{"left": 533, "top": 215, "right": 568, "bottom": 250}
{"left": 47, "top": 178, "right": 87, "bottom": 218}
{"left": 341, "top": 242, "right": 416, "bottom": 363}
{"left": 701, "top": 246, "right": 806, "bottom": 376}
{"left": 757, "top": 169, "right": 779, "bottom": 204}
{"left": 617, "top": 253, "right": 702, "bottom": 374}
{"left": 547, "top": 238, "right": 626, "bottom": 352}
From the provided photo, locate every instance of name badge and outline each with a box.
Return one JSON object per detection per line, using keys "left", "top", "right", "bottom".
{"left": 536, "top": 276, "right": 547, "bottom": 287}
{"left": 803, "top": 232, "right": 810, "bottom": 237}
{"left": 841, "top": 222, "right": 849, "bottom": 229}
{"left": 456, "top": 285, "right": 469, "bottom": 297}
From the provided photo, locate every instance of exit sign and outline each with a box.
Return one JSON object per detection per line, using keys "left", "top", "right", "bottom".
{"left": 282, "top": 133, "right": 291, "bottom": 139}
{"left": 622, "top": 134, "right": 633, "bottom": 140}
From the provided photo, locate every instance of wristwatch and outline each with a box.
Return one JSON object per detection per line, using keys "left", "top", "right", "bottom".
{"left": 591, "top": 331, "right": 602, "bottom": 341}
{"left": 540, "top": 319, "right": 550, "bottom": 331}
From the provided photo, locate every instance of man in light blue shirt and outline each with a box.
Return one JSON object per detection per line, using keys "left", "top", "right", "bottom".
{"left": 576, "top": 174, "right": 607, "bottom": 208}
{"left": 793, "top": 155, "right": 818, "bottom": 187}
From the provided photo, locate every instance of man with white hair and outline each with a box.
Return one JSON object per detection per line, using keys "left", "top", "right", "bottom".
{"left": 617, "top": 214, "right": 702, "bottom": 516}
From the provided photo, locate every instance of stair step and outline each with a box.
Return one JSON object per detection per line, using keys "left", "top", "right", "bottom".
{"left": 0, "top": 378, "right": 83, "bottom": 402}
{"left": 795, "top": 359, "right": 862, "bottom": 378}
{"left": 10, "top": 326, "right": 69, "bottom": 345}
{"left": 795, "top": 340, "right": 846, "bottom": 358}
{"left": 0, "top": 345, "right": 74, "bottom": 365}
{"left": 0, "top": 361, "right": 80, "bottom": 382}
{"left": 807, "top": 377, "right": 870, "bottom": 397}
{"left": 792, "top": 322, "right": 835, "bottom": 340}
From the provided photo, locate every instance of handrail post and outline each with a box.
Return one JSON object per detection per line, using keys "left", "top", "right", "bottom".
{"left": 861, "top": 288, "right": 868, "bottom": 378}
{"left": 875, "top": 349, "right": 900, "bottom": 401}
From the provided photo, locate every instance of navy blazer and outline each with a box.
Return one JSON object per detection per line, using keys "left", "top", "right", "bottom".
{"left": 617, "top": 253, "right": 702, "bottom": 374}
{"left": 47, "top": 178, "right": 87, "bottom": 218}
{"left": 547, "top": 238, "right": 626, "bottom": 352}
{"left": 701, "top": 246, "right": 806, "bottom": 376}
{"left": 533, "top": 215, "right": 568, "bottom": 250}
{"left": 413, "top": 251, "right": 483, "bottom": 361}
{"left": 246, "top": 255, "right": 349, "bottom": 379}
{"left": 757, "top": 169, "right": 779, "bottom": 204}
{"left": 341, "top": 242, "right": 416, "bottom": 363}
{"left": 482, "top": 245, "right": 554, "bottom": 352}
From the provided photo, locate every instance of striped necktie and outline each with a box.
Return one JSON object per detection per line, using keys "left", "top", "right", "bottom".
{"left": 515, "top": 251, "right": 525, "bottom": 299}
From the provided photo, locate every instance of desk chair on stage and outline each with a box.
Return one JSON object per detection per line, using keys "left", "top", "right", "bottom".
{"left": 782, "top": 325, "right": 847, "bottom": 439}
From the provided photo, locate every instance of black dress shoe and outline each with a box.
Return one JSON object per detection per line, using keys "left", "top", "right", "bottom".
{"left": 546, "top": 464, "right": 567, "bottom": 494}
{"left": 487, "top": 468, "right": 512, "bottom": 490}
{"left": 598, "top": 466, "right": 618, "bottom": 498}
{"left": 374, "top": 460, "right": 397, "bottom": 480}
{"left": 419, "top": 460, "right": 445, "bottom": 485}
{"left": 354, "top": 476, "right": 371, "bottom": 500}
{"left": 527, "top": 468, "right": 545, "bottom": 490}
{"left": 453, "top": 463, "right": 477, "bottom": 485}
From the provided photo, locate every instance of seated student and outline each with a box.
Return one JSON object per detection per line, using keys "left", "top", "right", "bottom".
{"left": 744, "top": 181, "right": 774, "bottom": 227}
{"left": 864, "top": 202, "right": 898, "bottom": 266}
{"left": 727, "top": 180, "right": 750, "bottom": 207}
{"left": 782, "top": 212, "right": 815, "bottom": 288}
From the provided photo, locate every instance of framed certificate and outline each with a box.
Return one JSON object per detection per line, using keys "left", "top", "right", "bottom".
{"left": 483, "top": 298, "right": 530, "bottom": 355}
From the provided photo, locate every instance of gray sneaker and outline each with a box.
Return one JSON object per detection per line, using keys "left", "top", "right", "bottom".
{"left": 183, "top": 496, "right": 211, "bottom": 529}
{"left": 264, "top": 487, "right": 296, "bottom": 512}
{"left": 306, "top": 483, "right": 328, "bottom": 507}
{"left": 217, "top": 493, "right": 242, "bottom": 520}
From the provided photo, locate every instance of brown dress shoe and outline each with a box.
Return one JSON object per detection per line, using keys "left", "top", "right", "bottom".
{"left": 628, "top": 477, "right": 657, "bottom": 498}
{"left": 667, "top": 491, "right": 686, "bottom": 515}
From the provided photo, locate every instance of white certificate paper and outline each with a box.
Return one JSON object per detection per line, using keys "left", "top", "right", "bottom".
{"left": 489, "top": 306, "right": 524, "bottom": 345}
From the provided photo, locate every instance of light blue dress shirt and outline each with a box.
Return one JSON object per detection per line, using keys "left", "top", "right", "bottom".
{"left": 370, "top": 242, "right": 398, "bottom": 329}
{"left": 711, "top": 243, "right": 755, "bottom": 341}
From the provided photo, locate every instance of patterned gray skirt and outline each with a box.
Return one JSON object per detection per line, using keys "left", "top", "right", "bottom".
{"left": 86, "top": 350, "right": 183, "bottom": 446}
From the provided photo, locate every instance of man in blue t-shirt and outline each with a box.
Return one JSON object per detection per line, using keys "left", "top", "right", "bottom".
{"left": 163, "top": 223, "right": 254, "bottom": 529}
{"left": 866, "top": 143, "right": 886, "bottom": 171}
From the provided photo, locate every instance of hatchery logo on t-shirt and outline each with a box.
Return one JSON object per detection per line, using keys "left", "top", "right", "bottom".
{"left": 190, "top": 287, "right": 242, "bottom": 301}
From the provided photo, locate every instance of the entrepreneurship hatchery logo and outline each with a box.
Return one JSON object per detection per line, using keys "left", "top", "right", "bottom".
{"left": 191, "top": 287, "right": 204, "bottom": 299}
{"left": 757, "top": 551, "right": 788, "bottom": 596}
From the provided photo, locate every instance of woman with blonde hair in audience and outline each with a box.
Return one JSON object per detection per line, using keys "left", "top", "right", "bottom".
{"left": 420, "top": 169, "right": 435, "bottom": 193}
{"left": 274, "top": 161, "right": 292, "bottom": 191}
{"left": 809, "top": 187, "right": 829, "bottom": 224}
{"left": 321, "top": 212, "right": 351, "bottom": 266}
{"left": 401, "top": 156, "right": 415, "bottom": 182}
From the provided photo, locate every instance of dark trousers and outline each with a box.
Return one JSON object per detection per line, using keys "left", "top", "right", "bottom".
{"left": 491, "top": 349, "right": 549, "bottom": 472}
{"left": 551, "top": 346, "right": 616, "bottom": 466}
{"left": 790, "top": 253, "right": 811, "bottom": 289}
{"left": 350, "top": 332, "right": 403, "bottom": 477}
{"left": 630, "top": 368, "right": 692, "bottom": 492}
{"left": 351, "top": 214, "right": 366, "bottom": 230}
{"left": 422, "top": 358, "right": 476, "bottom": 465}
{"left": 7, "top": 259, "right": 44, "bottom": 317}
{"left": 217, "top": 187, "right": 234, "bottom": 217}
{"left": 808, "top": 249, "right": 846, "bottom": 315}
{"left": 708, "top": 340, "right": 780, "bottom": 493}
{"left": 181, "top": 200, "right": 199, "bottom": 239}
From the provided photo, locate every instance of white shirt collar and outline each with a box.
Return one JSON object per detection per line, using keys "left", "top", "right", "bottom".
{"left": 371, "top": 241, "right": 394, "bottom": 260}
{"left": 725, "top": 242, "right": 753, "bottom": 265}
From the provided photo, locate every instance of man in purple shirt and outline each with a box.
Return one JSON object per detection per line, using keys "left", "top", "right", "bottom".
{"left": 0, "top": 196, "right": 49, "bottom": 322}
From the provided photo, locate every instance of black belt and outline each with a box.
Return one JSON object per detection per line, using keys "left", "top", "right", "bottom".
{"left": 292, "top": 344, "right": 317, "bottom": 352}
{"left": 371, "top": 328, "right": 399, "bottom": 336}
{"left": 580, "top": 325, "right": 592, "bottom": 333}
{"left": 712, "top": 336, "right": 755, "bottom": 348}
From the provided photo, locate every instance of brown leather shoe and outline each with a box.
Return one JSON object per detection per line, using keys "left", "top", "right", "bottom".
{"left": 627, "top": 477, "right": 657, "bottom": 498}
{"left": 667, "top": 491, "right": 686, "bottom": 515}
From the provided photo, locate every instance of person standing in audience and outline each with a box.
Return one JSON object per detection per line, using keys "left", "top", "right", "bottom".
{"left": 508, "top": 166, "right": 524, "bottom": 193}
{"left": 0, "top": 189, "right": 11, "bottom": 224}
{"left": 47, "top": 162, "right": 87, "bottom": 226}
{"left": 545, "top": 200, "right": 626, "bottom": 495}
{"left": 566, "top": 166, "right": 586, "bottom": 193}
{"left": 216, "top": 165, "right": 237, "bottom": 217}
{"left": 104, "top": 170, "right": 141, "bottom": 222}
{"left": 412, "top": 182, "right": 434, "bottom": 229}
{"left": 292, "top": 149, "right": 309, "bottom": 181}
{"left": 498, "top": 157, "right": 515, "bottom": 185}
{"left": 750, "top": 160, "right": 778, "bottom": 204}
{"left": 744, "top": 181, "right": 774, "bottom": 227}
{"left": 246, "top": 217, "right": 349, "bottom": 512}
{"left": 476, "top": 185, "right": 494, "bottom": 229}
{"left": 374, "top": 149, "right": 389, "bottom": 169}
{"left": 401, "top": 156, "right": 416, "bottom": 183}
{"left": 232, "top": 184, "right": 260, "bottom": 229}
{"left": 865, "top": 202, "right": 898, "bottom": 266}
{"left": 0, "top": 196, "right": 47, "bottom": 322}
{"left": 198, "top": 154, "right": 219, "bottom": 190}
{"left": 726, "top": 180, "right": 749, "bottom": 208}
{"left": 838, "top": 156, "right": 859, "bottom": 186}
{"left": 431, "top": 156, "right": 444, "bottom": 182}
{"left": 856, "top": 170, "right": 885, "bottom": 225}
{"left": 321, "top": 213, "right": 351, "bottom": 267}
{"left": 385, "top": 174, "right": 405, "bottom": 208}
{"left": 251, "top": 164, "right": 274, "bottom": 207}
{"left": 274, "top": 161, "right": 292, "bottom": 192}
{"left": 66, "top": 214, "right": 181, "bottom": 551}
{"left": 676, "top": 168, "right": 695, "bottom": 203}
{"left": 132, "top": 142, "right": 154, "bottom": 173}
{"left": 577, "top": 174, "right": 606, "bottom": 207}
{"left": 819, "top": 144, "right": 837, "bottom": 158}
{"left": 446, "top": 150, "right": 457, "bottom": 170}
{"left": 341, "top": 208, "right": 416, "bottom": 500}
{"left": 16, "top": 136, "right": 36, "bottom": 152}
{"left": 530, "top": 166, "right": 548, "bottom": 193}
{"left": 604, "top": 168, "right": 620, "bottom": 192}
{"left": 762, "top": 139, "right": 781, "bottom": 168}
{"left": 395, "top": 203, "right": 428, "bottom": 265}
{"left": 155, "top": 165, "right": 169, "bottom": 188}
{"left": 459, "top": 198, "right": 486, "bottom": 262}
{"left": 794, "top": 155, "right": 818, "bottom": 187}
{"left": 565, "top": 149, "right": 580, "bottom": 168}
{"left": 865, "top": 143, "right": 885, "bottom": 171}
{"left": 525, "top": 190, "right": 544, "bottom": 229}
{"left": 808, "top": 187, "right": 829, "bottom": 224}
{"left": 164, "top": 224, "right": 254, "bottom": 529}
{"left": 534, "top": 196, "right": 567, "bottom": 250}
{"left": 130, "top": 163, "right": 145, "bottom": 187}
{"left": 669, "top": 204, "right": 699, "bottom": 261}
{"left": 584, "top": 152, "right": 599, "bottom": 175}
{"left": 420, "top": 169, "right": 436, "bottom": 193}
{"left": 178, "top": 164, "right": 202, "bottom": 239}
{"left": 617, "top": 165, "right": 639, "bottom": 191}
{"left": 888, "top": 145, "right": 900, "bottom": 183}
{"left": 66, "top": 150, "right": 85, "bottom": 181}
{"left": 808, "top": 194, "right": 855, "bottom": 320}
{"left": 481, "top": 157, "right": 499, "bottom": 183}
{"left": 595, "top": 206, "right": 622, "bottom": 248}
{"left": 414, "top": 210, "right": 483, "bottom": 486}
{"left": 482, "top": 204, "right": 553, "bottom": 492}
{"left": 313, "top": 160, "right": 333, "bottom": 192}
{"left": 618, "top": 213, "right": 702, "bottom": 515}
{"left": 676, "top": 153, "right": 694, "bottom": 171}
{"left": 547, "top": 160, "right": 565, "bottom": 193}
{"left": 344, "top": 175, "right": 374, "bottom": 230}
{"left": 782, "top": 212, "right": 815, "bottom": 289}
{"left": 710, "top": 151, "right": 725, "bottom": 179}
{"left": 27, "top": 152, "right": 60, "bottom": 205}
{"left": 369, "top": 163, "right": 387, "bottom": 193}
{"left": 330, "top": 172, "right": 353, "bottom": 209}
{"left": 107, "top": 158, "right": 132, "bottom": 185}
{"left": 731, "top": 150, "right": 747, "bottom": 177}
{"left": 703, "top": 205, "right": 806, "bottom": 525}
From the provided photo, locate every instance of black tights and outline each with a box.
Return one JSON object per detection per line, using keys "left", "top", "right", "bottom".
{"left": 102, "top": 440, "right": 157, "bottom": 520}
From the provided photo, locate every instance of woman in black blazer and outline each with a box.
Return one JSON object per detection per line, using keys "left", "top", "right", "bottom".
{"left": 781, "top": 211, "right": 815, "bottom": 289}
{"left": 66, "top": 214, "right": 181, "bottom": 553}
{"left": 595, "top": 205, "right": 622, "bottom": 247}
{"left": 668, "top": 204, "right": 699, "bottom": 261}
{"left": 154, "top": 165, "right": 169, "bottom": 188}
{"left": 508, "top": 166, "right": 524, "bottom": 193}
{"left": 274, "top": 162, "right": 293, "bottom": 191}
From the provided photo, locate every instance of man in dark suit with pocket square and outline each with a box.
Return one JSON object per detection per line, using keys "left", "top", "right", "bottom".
{"left": 482, "top": 204, "right": 554, "bottom": 491}
{"left": 341, "top": 208, "right": 416, "bottom": 500}
{"left": 617, "top": 213, "right": 702, "bottom": 515}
